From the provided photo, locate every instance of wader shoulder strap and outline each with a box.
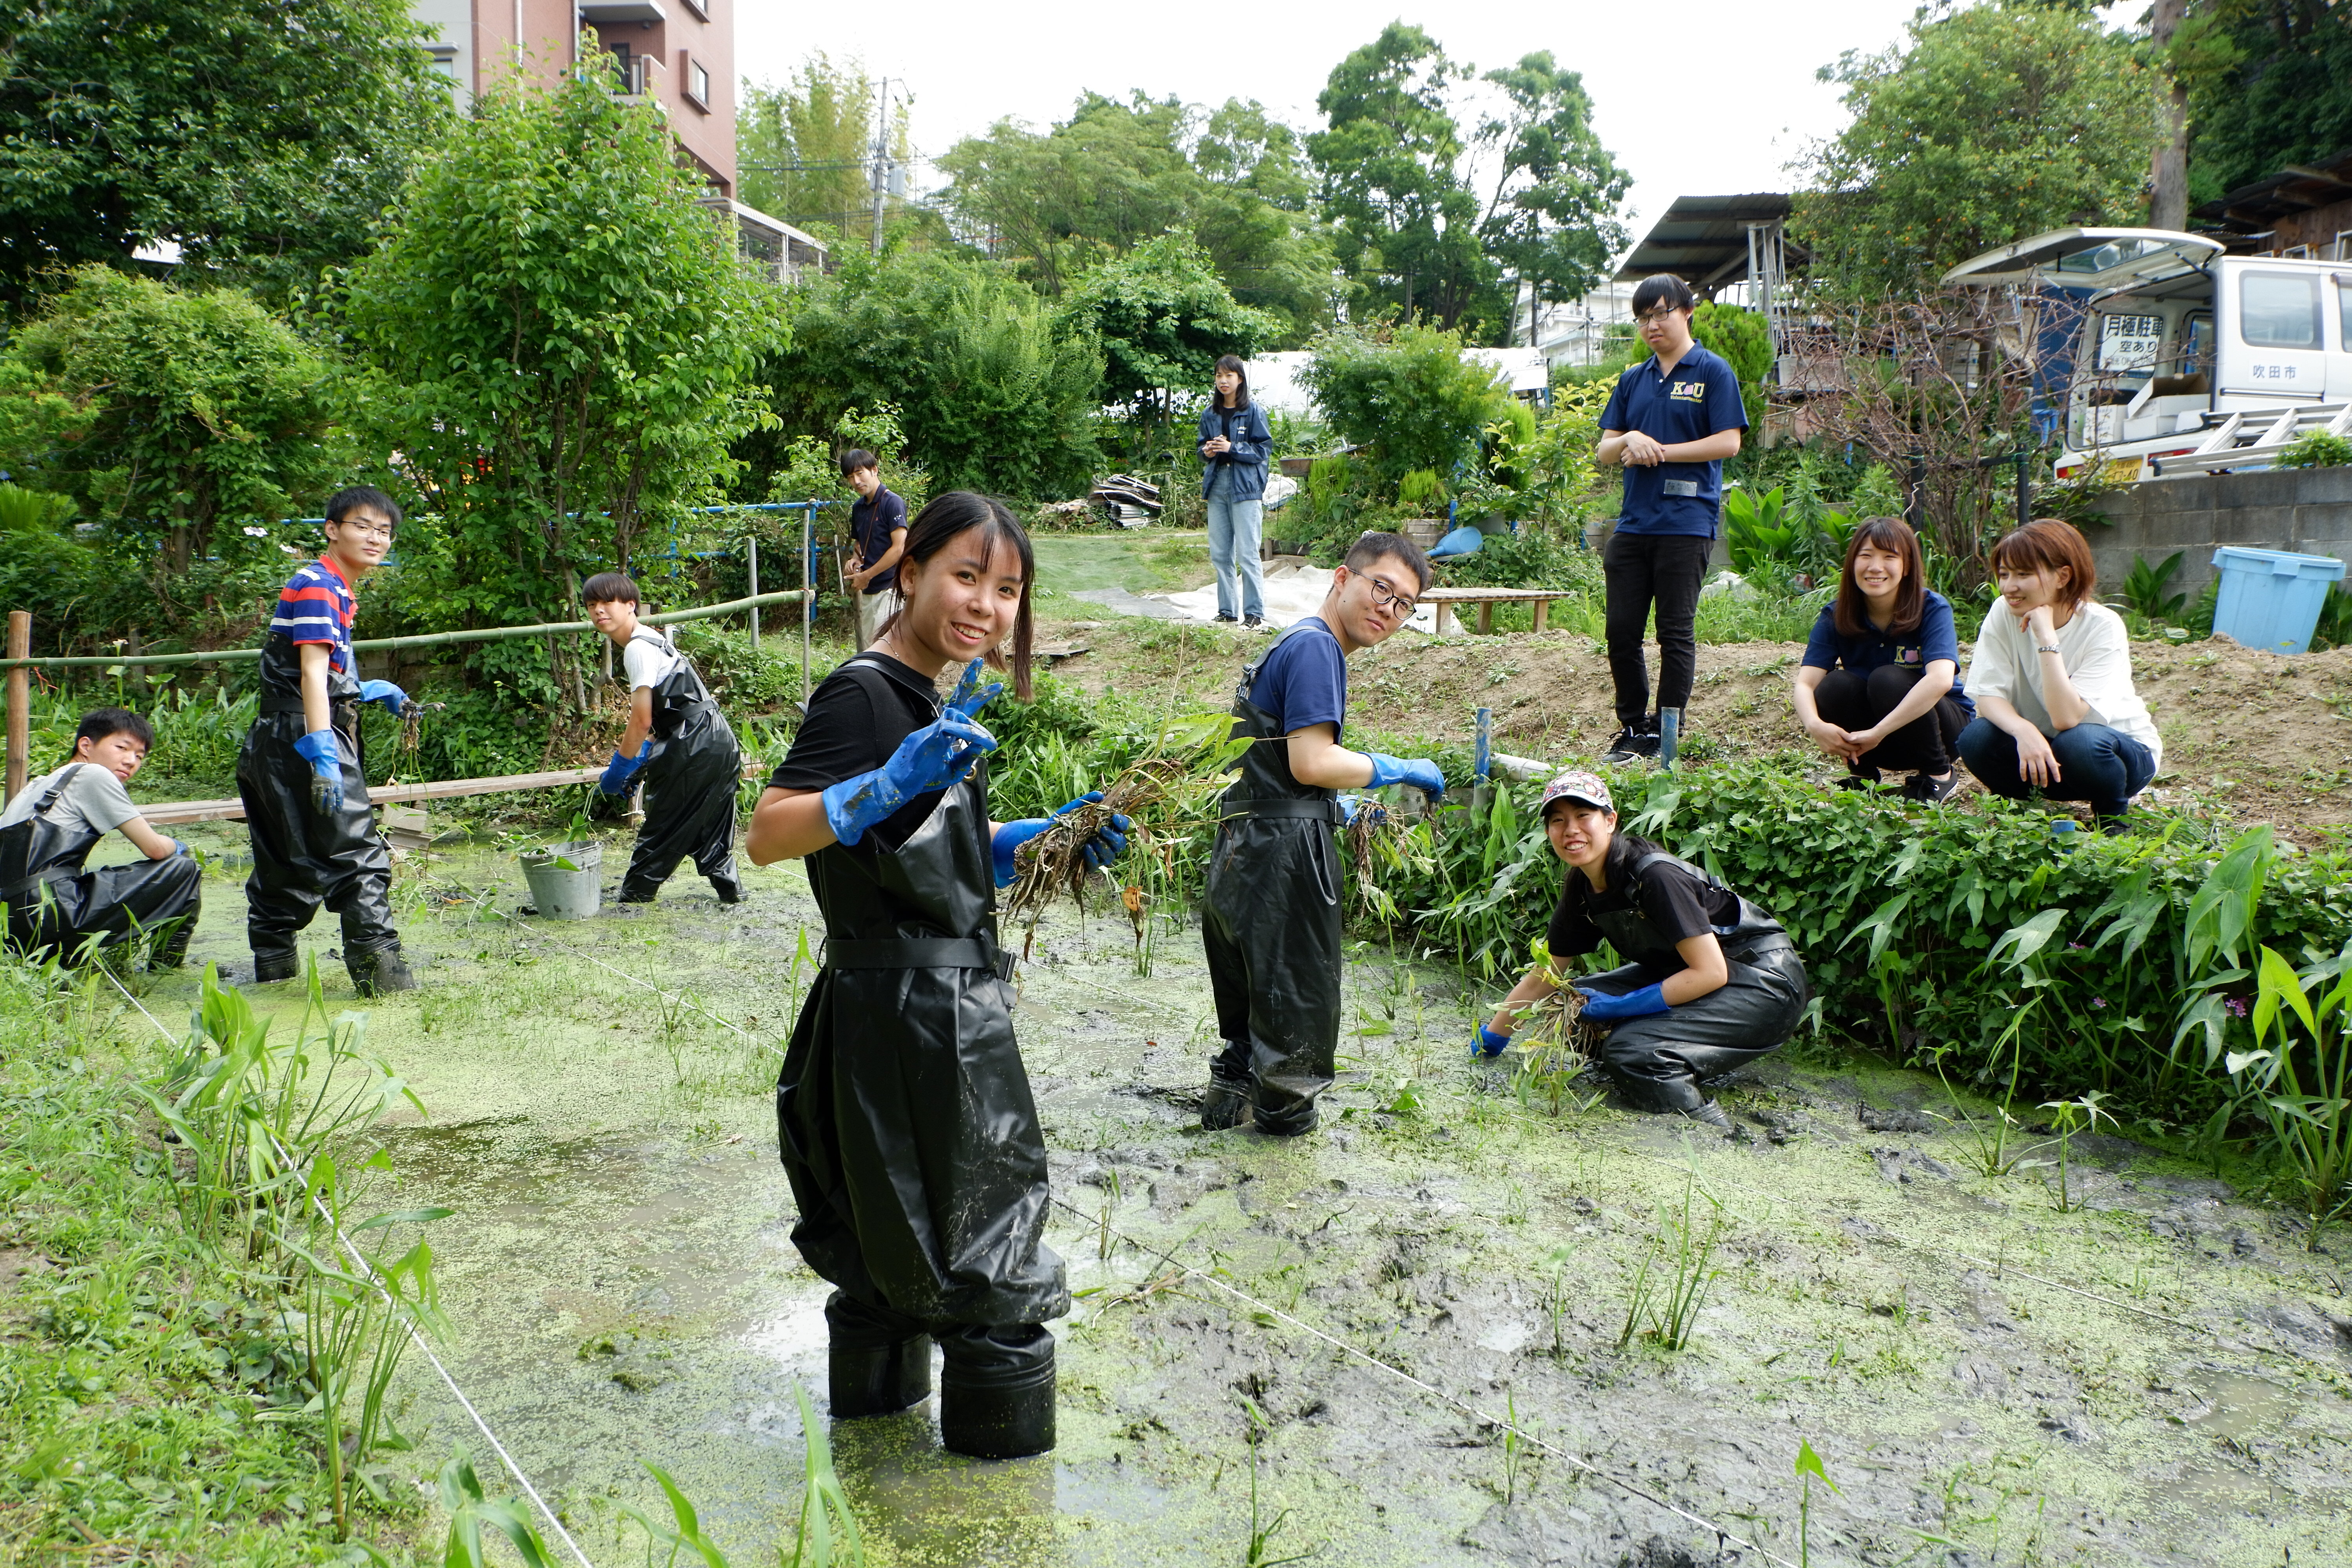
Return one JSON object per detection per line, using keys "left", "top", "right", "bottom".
{"left": 835, "top": 655, "right": 940, "bottom": 719}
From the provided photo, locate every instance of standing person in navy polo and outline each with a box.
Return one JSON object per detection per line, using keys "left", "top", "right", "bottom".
{"left": 235, "top": 486, "right": 416, "bottom": 995}
{"left": 1595, "top": 275, "right": 1748, "bottom": 763}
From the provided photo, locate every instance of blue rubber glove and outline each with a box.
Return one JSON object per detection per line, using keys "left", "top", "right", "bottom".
{"left": 947, "top": 658, "right": 1004, "bottom": 720}
{"left": 599, "top": 742, "right": 652, "bottom": 796}
{"left": 169, "top": 838, "right": 191, "bottom": 857}
{"left": 822, "top": 712, "right": 998, "bottom": 846}
{"left": 358, "top": 679, "right": 408, "bottom": 716}
{"left": 1365, "top": 753, "right": 1446, "bottom": 801}
{"left": 991, "top": 793, "right": 1131, "bottom": 887}
{"left": 292, "top": 729, "right": 343, "bottom": 816}
{"left": 1577, "top": 983, "right": 1671, "bottom": 1023}
{"left": 1337, "top": 794, "right": 1389, "bottom": 828}
{"left": 1473, "top": 1023, "right": 1512, "bottom": 1058}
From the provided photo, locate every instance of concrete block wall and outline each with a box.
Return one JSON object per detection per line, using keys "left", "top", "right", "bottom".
{"left": 2087, "top": 467, "right": 2352, "bottom": 599}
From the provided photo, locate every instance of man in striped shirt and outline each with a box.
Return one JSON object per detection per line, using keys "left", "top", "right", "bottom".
{"left": 234, "top": 486, "right": 416, "bottom": 994}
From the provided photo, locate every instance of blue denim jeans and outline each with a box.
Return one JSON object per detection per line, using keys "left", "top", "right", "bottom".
{"left": 1205, "top": 495, "right": 1265, "bottom": 619}
{"left": 1956, "top": 718, "right": 2155, "bottom": 819}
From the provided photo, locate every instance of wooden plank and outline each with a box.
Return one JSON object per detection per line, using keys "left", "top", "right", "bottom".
{"left": 1419, "top": 586, "right": 1581, "bottom": 603}
{"left": 1475, "top": 602, "right": 1494, "bottom": 634}
{"left": 139, "top": 761, "right": 769, "bottom": 827}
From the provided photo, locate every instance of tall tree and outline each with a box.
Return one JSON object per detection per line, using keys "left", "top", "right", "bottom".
{"left": 737, "top": 55, "right": 909, "bottom": 243}
{"left": 1474, "top": 53, "right": 1631, "bottom": 346}
{"left": 346, "top": 67, "right": 782, "bottom": 705}
{"left": 937, "top": 94, "right": 1199, "bottom": 297}
{"left": 1793, "top": 2, "right": 2160, "bottom": 296}
{"left": 2177, "top": 0, "right": 2352, "bottom": 204}
{"left": 0, "top": 0, "right": 452, "bottom": 303}
{"left": 1059, "top": 233, "right": 1281, "bottom": 434}
{"left": 937, "top": 93, "right": 1335, "bottom": 341}
{"left": 1308, "top": 24, "right": 1492, "bottom": 332}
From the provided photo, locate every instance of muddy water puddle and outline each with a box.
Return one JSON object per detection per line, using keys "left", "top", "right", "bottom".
{"left": 128, "top": 838, "right": 2352, "bottom": 1565}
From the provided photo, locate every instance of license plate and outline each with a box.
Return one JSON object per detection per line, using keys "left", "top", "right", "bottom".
{"left": 2103, "top": 457, "right": 2143, "bottom": 484}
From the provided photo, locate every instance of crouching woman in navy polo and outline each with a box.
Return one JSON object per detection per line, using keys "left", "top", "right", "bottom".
{"left": 1472, "top": 770, "right": 1808, "bottom": 1132}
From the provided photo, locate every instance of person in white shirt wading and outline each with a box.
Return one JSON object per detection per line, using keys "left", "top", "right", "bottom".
{"left": 1958, "top": 520, "right": 2162, "bottom": 832}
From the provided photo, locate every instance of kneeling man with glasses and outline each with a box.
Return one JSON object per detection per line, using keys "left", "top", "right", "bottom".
{"left": 1200, "top": 531, "right": 1448, "bottom": 1136}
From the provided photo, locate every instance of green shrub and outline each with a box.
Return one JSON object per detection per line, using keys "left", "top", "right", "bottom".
{"left": 1296, "top": 323, "right": 1511, "bottom": 496}
{"left": 2276, "top": 430, "right": 2352, "bottom": 470}
{"left": 1437, "top": 525, "right": 1595, "bottom": 591}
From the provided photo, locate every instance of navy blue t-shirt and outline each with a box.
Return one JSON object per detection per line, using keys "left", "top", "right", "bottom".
{"left": 1247, "top": 617, "right": 1347, "bottom": 740}
{"left": 1599, "top": 342, "right": 1748, "bottom": 537}
{"left": 849, "top": 487, "right": 907, "bottom": 595}
{"left": 1801, "top": 591, "right": 1975, "bottom": 718}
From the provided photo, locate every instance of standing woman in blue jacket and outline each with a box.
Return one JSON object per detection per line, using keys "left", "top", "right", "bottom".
{"left": 1198, "top": 354, "right": 1272, "bottom": 628}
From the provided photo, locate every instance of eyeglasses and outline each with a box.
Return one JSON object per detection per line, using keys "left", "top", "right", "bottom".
{"left": 333, "top": 520, "right": 395, "bottom": 540}
{"left": 1363, "top": 574, "right": 1418, "bottom": 617}
{"left": 1635, "top": 306, "right": 1684, "bottom": 327}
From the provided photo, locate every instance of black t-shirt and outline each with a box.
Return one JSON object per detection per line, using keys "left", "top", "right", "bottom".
{"left": 1546, "top": 833, "right": 1739, "bottom": 966}
{"left": 849, "top": 488, "right": 907, "bottom": 593}
{"left": 769, "top": 654, "right": 946, "bottom": 848}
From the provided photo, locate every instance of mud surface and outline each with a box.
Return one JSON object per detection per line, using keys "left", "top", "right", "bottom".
{"left": 115, "top": 827, "right": 2352, "bottom": 1567}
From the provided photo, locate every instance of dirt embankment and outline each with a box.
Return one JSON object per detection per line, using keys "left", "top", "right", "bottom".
{"left": 1041, "top": 612, "right": 2352, "bottom": 844}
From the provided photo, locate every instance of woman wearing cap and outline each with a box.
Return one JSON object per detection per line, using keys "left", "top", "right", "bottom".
{"left": 1472, "top": 769, "right": 1808, "bottom": 1131}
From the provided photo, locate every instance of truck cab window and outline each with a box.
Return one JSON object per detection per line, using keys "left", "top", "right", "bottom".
{"left": 2241, "top": 272, "right": 2321, "bottom": 348}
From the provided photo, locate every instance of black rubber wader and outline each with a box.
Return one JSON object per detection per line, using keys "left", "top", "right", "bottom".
{"left": 774, "top": 657, "right": 1064, "bottom": 1459}
{"left": 0, "top": 764, "right": 201, "bottom": 966}
{"left": 617, "top": 627, "right": 743, "bottom": 904}
{"left": 1201, "top": 621, "right": 1347, "bottom": 1137}
{"left": 236, "top": 633, "right": 404, "bottom": 990}
{"left": 1583, "top": 848, "right": 1809, "bottom": 1113}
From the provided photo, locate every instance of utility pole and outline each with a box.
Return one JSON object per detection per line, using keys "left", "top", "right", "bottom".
{"left": 870, "top": 77, "right": 891, "bottom": 256}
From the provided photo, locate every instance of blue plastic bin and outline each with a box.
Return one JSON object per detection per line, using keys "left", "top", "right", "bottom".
{"left": 2209, "top": 546, "right": 2347, "bottom": 655}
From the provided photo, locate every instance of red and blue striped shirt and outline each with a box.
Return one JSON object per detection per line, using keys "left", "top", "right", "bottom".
{"left": 269, "top": 558, "right": 357, "bottom": 675}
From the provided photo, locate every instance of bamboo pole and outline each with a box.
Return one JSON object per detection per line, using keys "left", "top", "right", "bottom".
{"left": 4, "top": 612, "right": 26, "bottom": 805}
{"left": 747, "top": 535, "right": 760, "bottom": 649}
{"left": 0, "top": 589, "right": 814, "bottom": 671}
{"left": 800, "top": 502, "right": 813, "bottom": 711}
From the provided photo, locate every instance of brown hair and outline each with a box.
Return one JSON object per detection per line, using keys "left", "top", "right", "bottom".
{"left": 1832, "top": 516, "right": 1926, "bottom": 637}
{"left": 885, "top": 491, "right": 1036, "bottom": 700}
{"left": 1990, "top": 518, "right": 2096, "bottom": 606}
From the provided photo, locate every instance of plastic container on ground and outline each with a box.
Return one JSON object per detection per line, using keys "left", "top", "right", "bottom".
{"left": 520, "top": 842, "right": 603, "bottom": 919}
{"left": 2209, "top": 546, "right": 2348, "bottom": 655}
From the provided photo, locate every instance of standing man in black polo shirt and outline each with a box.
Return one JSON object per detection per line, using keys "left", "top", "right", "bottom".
{"left": 843, "top": 450, "right": 907, "bottom": 651}
{"left": 1595, "top": 276, "right": 1748, "bottom": 763}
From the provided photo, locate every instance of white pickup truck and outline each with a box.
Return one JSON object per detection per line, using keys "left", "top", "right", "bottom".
{"left": 1943, "top": 227, "right": 2352, "bottom": 480}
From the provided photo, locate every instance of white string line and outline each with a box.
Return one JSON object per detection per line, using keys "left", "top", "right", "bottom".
{"left": 1045, "top": 1191, "right": 1806, "bottom": 1568}
{"left": 436, "top": 893, "right": 1800, "bottom": 1560}
{"left": 97, "top": 966, "right": 598, "bottom": 1568}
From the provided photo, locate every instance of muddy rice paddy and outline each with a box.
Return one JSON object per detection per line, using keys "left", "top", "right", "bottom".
{"left": 111, "top": 823, "right": 2352, "bottom": 1567}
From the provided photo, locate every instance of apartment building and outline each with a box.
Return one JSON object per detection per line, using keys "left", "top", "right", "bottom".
{"left": 410, "top": 0, "right": 825, "bottom": 278}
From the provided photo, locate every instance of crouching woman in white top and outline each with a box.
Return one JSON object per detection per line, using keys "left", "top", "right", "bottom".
{"left": 1957, "top": 519, "right": 2163, "bottom": 831}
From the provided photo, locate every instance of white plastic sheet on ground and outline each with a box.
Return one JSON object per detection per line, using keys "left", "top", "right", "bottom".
{"left": 1163, "top": 561, "right": 1437, "bottom": 634}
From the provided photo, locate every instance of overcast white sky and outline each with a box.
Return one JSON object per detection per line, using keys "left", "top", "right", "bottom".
{"left": 736, "top": 0, "right": 1927, "bottom": 259}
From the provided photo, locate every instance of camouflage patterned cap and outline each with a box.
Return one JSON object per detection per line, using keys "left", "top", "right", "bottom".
{"left": 1538, "top": 769, "right": 1613, "bottom": 817}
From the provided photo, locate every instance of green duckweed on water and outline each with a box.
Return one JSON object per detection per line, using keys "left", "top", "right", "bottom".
{"left": 87, "top": 827, "right": 2352, "bottom": 1565}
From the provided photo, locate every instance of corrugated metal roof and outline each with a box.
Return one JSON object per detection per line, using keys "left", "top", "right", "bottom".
{"left": 1614, "top": 193, "right": 1795, "bottom": 285}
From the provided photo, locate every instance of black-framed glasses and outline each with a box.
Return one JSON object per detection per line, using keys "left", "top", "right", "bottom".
{"left": 1364, "top": 574, "right": 1418, "bottom": 617}
{"left": 1635, "top": 306, "right": 1682, "bottom": 327}
{"left": 334, "top": 520, "right": 395, "bottom": 540}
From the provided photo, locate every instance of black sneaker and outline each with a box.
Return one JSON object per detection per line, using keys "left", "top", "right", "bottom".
{"left": 1212, "top": 612, "right": 1239, "bottom": 624}
{"left": 1601, "top": 726, "right": 1660, "bottom": 764}
{"left": 1838, "top": 769, "right": 1884, "bottom": 792}
{"left": 1243, "top": 615, "right": 1265, "bottom": 630}
{"left": 1902, "top": 772, "right": 1958, "bottom": 804}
